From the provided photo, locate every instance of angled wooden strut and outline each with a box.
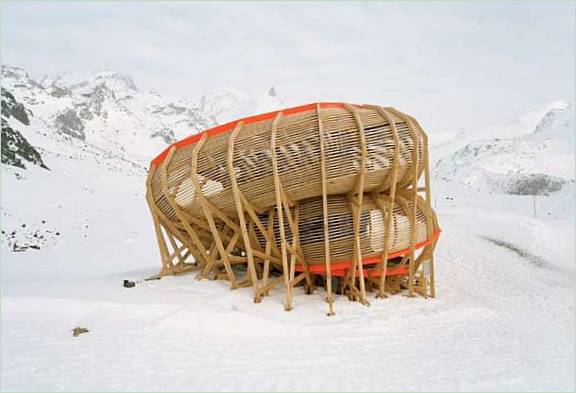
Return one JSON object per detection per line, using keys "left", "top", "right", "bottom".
{"left": 227, "top": 122, "right": 261, "bottom": 301}
{"left": 148, "top": 163, "right": 204, "bottom": 276}
{"left": 158, "top": 146, "right": 218, "bottom": 279}
{"left": 164, "top": 229, "right": 198, "bottom": 273}
{"left": 280, "top": 195, "right": 312, "bottom": 292}
{"left": 190, "top": 134, "right": 239, "bottom": 288}
{"left": 161, "top": 214, "right": 206, "bottom": 271}
{"left": 398, "top": 192, "right": 436, "bottom": 298}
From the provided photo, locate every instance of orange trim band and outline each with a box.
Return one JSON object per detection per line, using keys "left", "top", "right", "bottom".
{"left": 150, "top": 102, "right": 364, "bottom": 166}
{"left": 330, "top": 264, "right": 409, "bottom": 278}
{"left": 296, "top": 228, "right": 441, "bottom": 274}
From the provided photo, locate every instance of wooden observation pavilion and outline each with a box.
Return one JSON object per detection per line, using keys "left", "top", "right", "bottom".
{"left": 146, "top": 103, "right": 440, "bottom": 315}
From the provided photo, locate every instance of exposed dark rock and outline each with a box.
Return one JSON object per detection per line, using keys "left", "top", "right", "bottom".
{"left": 54, "top": 109, "right": 85, "bottom": 140}
{"left": 150, "top": 128, "right": 176, "bottom": 144}
{"left": 94, "top": 72, "right": 137, "bottom": 91}
{"left": 488, "top": 173, "right": 565, "bottom": 196}
{"left": 78, "top": 83, "right": 114, "bottom": 118}
{"left": 76, "top": 103, "right": 94, "bottom": 120}
{"left": 1, "top": 90, "right": 30, "bottom": 125}
{"left": 48, "top": 84, "right": 71, "bottom": 98}
{"left": 1, "top": 117, "right": 49, "bottom": 170}
{"left": 152, "top": 103, "right": 187, "bottom": 115}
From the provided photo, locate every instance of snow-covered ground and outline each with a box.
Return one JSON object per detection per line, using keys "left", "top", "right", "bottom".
{"left": 1, "top": 65, "right": 574, "bottom": 391}
{"left": 2, "top": 174, "right": 573, "bottom": 391}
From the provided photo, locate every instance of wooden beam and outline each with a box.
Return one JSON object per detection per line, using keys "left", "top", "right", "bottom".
{"left": 270, "top": 112, "right": 293, "bottom": 311}
{"left": 228, "top": 122, "right": 261, "bottom": 302}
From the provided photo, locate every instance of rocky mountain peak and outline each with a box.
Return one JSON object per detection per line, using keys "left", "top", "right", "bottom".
{"left": 434, "top": 99, "right": 574, "bottom": 196}
{"left": 533, "top": 100, "right": 572, "bottom": 136}
{"left": 1, "top": 90, "right": 48, "bottom": 170}
{"left": 256, "top": 86, "right": 284, "bottom": 114}
{"left": 1, "top": 63, "right": 291, "bottom": 170}
{"left": 1, "top": 65, "right": 27, "bottom": 79}
{"left": 199, "top": 87, "right": 251, "bottom": 123}
{"left": 46, "top": 70, "right": 137, "bottom": 101}
{"left": 92, "top": 71, "right": 137, "bottom": 91}
{"left": 1, "top": 65, "right": 43, "bottom": 91}
{"left": 1, "top": 90, "right": 31, "bottom": 126}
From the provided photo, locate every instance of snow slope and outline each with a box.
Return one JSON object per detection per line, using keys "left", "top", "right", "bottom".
{"left": 1, "top": 65, "right": 574, "bottom": 391}
{"left": 2, "top": 178, "right": 573, "bottom": 392}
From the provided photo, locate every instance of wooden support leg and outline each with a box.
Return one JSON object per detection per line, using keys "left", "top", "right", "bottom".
{"left": 190, "top": 136, "right": 239, "bottom": 289}
{"left": 262, "top": 208, "right": 275, "bottom": 297}
{"left": 367, "top": 106, "right": 401, "bottom": 299}
{"left": 146, "top": 165, "right": 174, "bottom": 276}
{"left": 345, "top": 104, "right": 368, "bottom": 306}
{"left": 158, "top": 146, "right": 222, "bottom": 284}
{"left": 154, "top": 220, "right": 174, "bottom": 276}
{"left": 316, "top": 104, "right": 335, "bottom": 316}
{"left": 270, "top": 113, "right": 293, "bottom": 311}
{"left": 228, "top": 122, "right": 261, "bottom": 302}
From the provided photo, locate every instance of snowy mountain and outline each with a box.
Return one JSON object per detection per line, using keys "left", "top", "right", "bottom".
{"left": 198, "top": 85, "right": 285, "bottom": 124}
{"left": 2, "top": 65, "right": 286, "bottom": 162}
{"left": 434, "top": 100, "right": 574, "bottom": 196}
{"left": 255, "top": 86, "right": 285, "bottom": 114}
{"left": 1, "top": 65, "right": 218, "bottom": 163}
{"left": 1, "top": 90, "right": 47, "bottom": 170}
{"left": 428, "top": 100, "right": 572, "bottom": 160}
{"left": 1, "top": 71, "right": 147, "bottom": 253}
{"left": 198, "top": 87, "right": 252, "bottom": 124}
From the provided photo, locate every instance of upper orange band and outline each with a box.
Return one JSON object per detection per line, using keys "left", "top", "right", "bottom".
{"left": 150, "top": 102, "right": 365, "bottom": 166}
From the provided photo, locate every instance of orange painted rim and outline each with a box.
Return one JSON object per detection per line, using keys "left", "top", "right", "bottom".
{"left": 151, "top": 102, "right": 365, "bottom": 166}
{"left": 331, "top": 264, "right": 409, "bottom": 278}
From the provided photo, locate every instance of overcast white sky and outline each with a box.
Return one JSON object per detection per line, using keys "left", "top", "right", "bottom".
{"left": 1, "top": 1, "right": 574, "bottom": 134}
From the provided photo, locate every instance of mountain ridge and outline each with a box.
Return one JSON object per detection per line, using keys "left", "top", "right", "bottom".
{"left": 434, "top": 101, "right": 574, "bottom": 196}
{"left": 1, "top": 64, "right": 285, "bottom": 168}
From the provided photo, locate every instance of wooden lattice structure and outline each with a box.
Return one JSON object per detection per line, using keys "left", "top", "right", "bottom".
{"left": 146, "top": 103, "right": 440, "bottom": 314}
